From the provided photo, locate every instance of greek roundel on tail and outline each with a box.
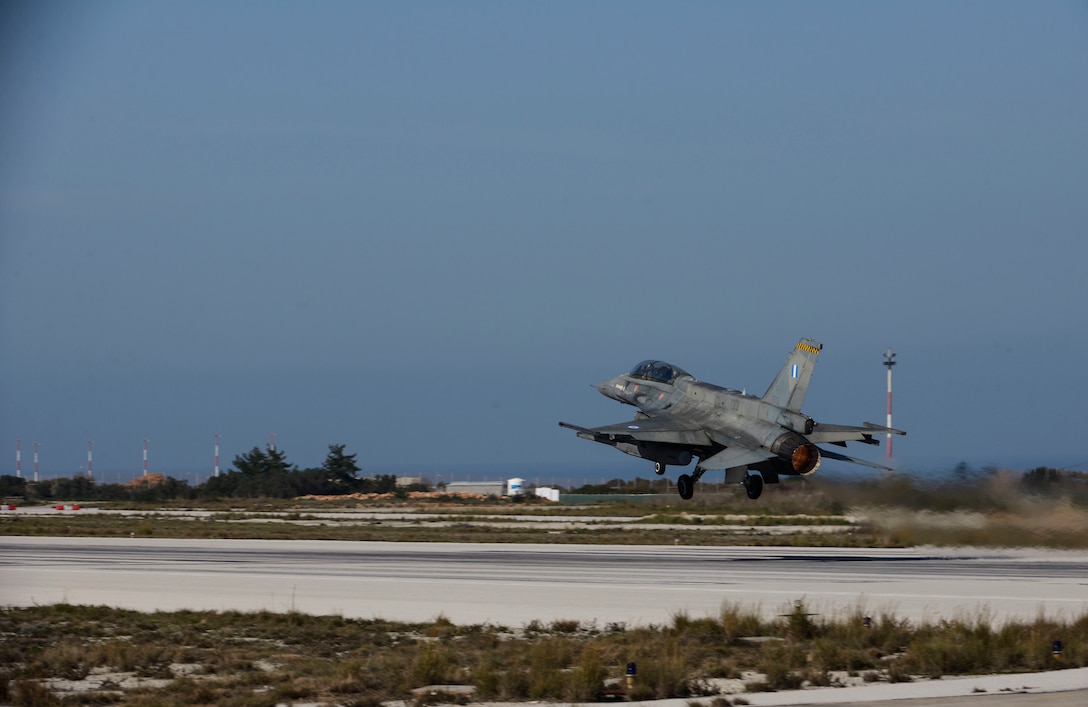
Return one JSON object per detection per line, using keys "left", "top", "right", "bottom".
{"left": 559, "top": 338, "right": 905, "bottom": 500}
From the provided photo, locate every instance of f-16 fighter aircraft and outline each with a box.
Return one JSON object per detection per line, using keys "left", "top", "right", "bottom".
{"left": 560, "top": 338, "right": 905, "bottom": 500}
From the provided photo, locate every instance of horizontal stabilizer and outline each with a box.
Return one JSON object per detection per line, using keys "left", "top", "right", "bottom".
{"left": 817, "top": 446, "right": 895, "bottom": 471}
{"left": 863, "top": 421, "right": 907, "bottom": 435}
{"left": 808, "top": 421, "right": 906, "bottom": 446}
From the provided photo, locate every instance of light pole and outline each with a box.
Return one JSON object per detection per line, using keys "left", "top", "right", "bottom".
{"left": 883, "top": 349, "right": 896, "bottom": 459}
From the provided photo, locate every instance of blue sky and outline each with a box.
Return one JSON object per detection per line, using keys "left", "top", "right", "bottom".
{"left": 2, "top": 1, "right": 1087, "bottom": 482}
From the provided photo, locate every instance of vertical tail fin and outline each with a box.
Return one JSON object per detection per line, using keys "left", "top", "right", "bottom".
{"left": 762, "top": 338, "right": 823, "bottom": 412}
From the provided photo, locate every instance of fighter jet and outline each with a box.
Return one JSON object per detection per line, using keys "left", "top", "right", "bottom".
{"left": 560, "top": 338, "right": 905, "bottom": 500}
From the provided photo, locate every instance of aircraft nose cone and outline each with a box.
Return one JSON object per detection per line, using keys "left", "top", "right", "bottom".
{"left": 595, "top": 377, "right": 626, "bottom": 401}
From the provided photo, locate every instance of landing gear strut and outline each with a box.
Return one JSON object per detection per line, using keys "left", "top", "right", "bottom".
{"left": 744, "top": 473, "right": 764, "bottom": 500}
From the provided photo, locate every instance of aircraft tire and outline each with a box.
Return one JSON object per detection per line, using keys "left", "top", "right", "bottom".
{"left": 654, "top": 462, "right": 666, "bottom": 476}
{"left": 744, "top": 474, "right": 764, "bottom": 500}
{"left": 677, "top": 474, "right": 694, "bottom": 500}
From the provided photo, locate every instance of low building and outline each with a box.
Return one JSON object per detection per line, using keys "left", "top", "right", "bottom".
{"left": 395, "top": 476, "right": 431, "bottom": 488}
{"left": 443, "top": 480, "right": 506, "bottom": 497}
{"left": 534, "top": 487, "right": 560, "bottom": 502}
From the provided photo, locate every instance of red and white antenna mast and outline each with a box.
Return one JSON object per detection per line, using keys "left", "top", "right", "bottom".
{"left": 143, "top": 438, "right": 149, "bottom": 477}
{"left": 214, "top": 433, "right": 220, "bottom": 477}
{"left": 16, "top": 438, "right": 21, "bottom": 478}
{"left": 87, "top": 439, "right": 94, "bottom": 479}
{"left": 34, "top": 441, "right": 39, "bottom": 482}
{"left": 883, "top": 349, "right": 897, "bottom": 459}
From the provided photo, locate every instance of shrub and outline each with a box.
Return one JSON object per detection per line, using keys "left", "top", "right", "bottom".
{"left": 719, "top": 603, "right": 765, "bottom": 643}
{"left": 564, "top": 646, "right": 606, "bottom": 702}
{"left": 409, "top": 643, "right": 458, "bottom": 687}
{"left": 12, "top": 680, "right": 55, "bottom": 707}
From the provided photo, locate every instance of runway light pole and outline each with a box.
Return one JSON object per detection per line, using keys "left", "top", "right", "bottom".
{"left": 883, "top": 349, "right": 896, "bottom": 459}
{"left": 34, "top": 441, "right": 39, "bottom": 482}
{"left": 143, "top": 438, "right": 149, "bottom": 477}
{"left": 87, "top": 439, "right": 94, "bottom": 479}
{"left": 214, "top": 433, "right": 220, "bottom": 477}
{"left": 16, "top": 439, "right": 21, "bottom": 479}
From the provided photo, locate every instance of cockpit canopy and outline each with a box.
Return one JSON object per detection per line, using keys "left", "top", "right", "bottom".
{"left": 628, "top": 360, "right": 692, "bottom": 384}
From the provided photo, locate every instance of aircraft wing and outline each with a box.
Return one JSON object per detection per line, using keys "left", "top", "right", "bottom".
{"left": 559, "top": 414, "right": 712, "bottom": 447}
{"left": 808, "top": 421, "right": 905, "bottom": 447}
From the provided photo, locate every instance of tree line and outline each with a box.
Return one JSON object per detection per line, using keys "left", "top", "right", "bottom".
{"left": 0, "top": 443, "right": 404, "bottom": 503}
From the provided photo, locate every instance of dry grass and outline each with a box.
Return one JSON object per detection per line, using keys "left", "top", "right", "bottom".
{"left": 2, "top": 602, "right": 1084, "bottom": 705}
{"left": 4, "top": 469, "right": 1087, "bottom": 549}
{"left": 0, "top": 511, "right": 891, "bottom": 547}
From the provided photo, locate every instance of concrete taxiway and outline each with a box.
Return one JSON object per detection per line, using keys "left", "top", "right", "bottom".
{"left": 1, "top": 537, "right": 1086, "bottom": 626}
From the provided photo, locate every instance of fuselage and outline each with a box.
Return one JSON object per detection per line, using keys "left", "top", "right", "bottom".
{"left": 597, "top": 361, "right": 821, "bottom": 476}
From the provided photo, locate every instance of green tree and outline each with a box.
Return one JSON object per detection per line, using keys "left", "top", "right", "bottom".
{"left": 202, "top": 445, "right": 299, "bottom": 498}
{"left": 321, "top": 444, "right": 361, "bottom": 490}
{"left": 232, "top": 447, "right": 270, "bottom": 476}
{"left": 264, "top": 447, "right": 294, "bottom": 476}
{"left": 0, "top": 475, "right": 27, "bottom": 500}
{"left": 359, "top": 474, "right": 398, "bottom": 494}
{"left": 49, "top": 475, "right": 97, "bottom": 500}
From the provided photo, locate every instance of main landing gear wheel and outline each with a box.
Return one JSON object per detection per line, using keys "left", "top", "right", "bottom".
{"left": 654, "top": 462, "right": 666, "bottom": 476}
{"left": 676, "top": 473, "right": 694, "bottom": 500}
{"left": 744, "top": 474, "right": 764, "bottom": 500}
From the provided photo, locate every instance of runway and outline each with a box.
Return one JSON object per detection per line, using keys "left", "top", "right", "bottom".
{"left": 2, "top": 537, "right": 1086, "bottom": 626}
